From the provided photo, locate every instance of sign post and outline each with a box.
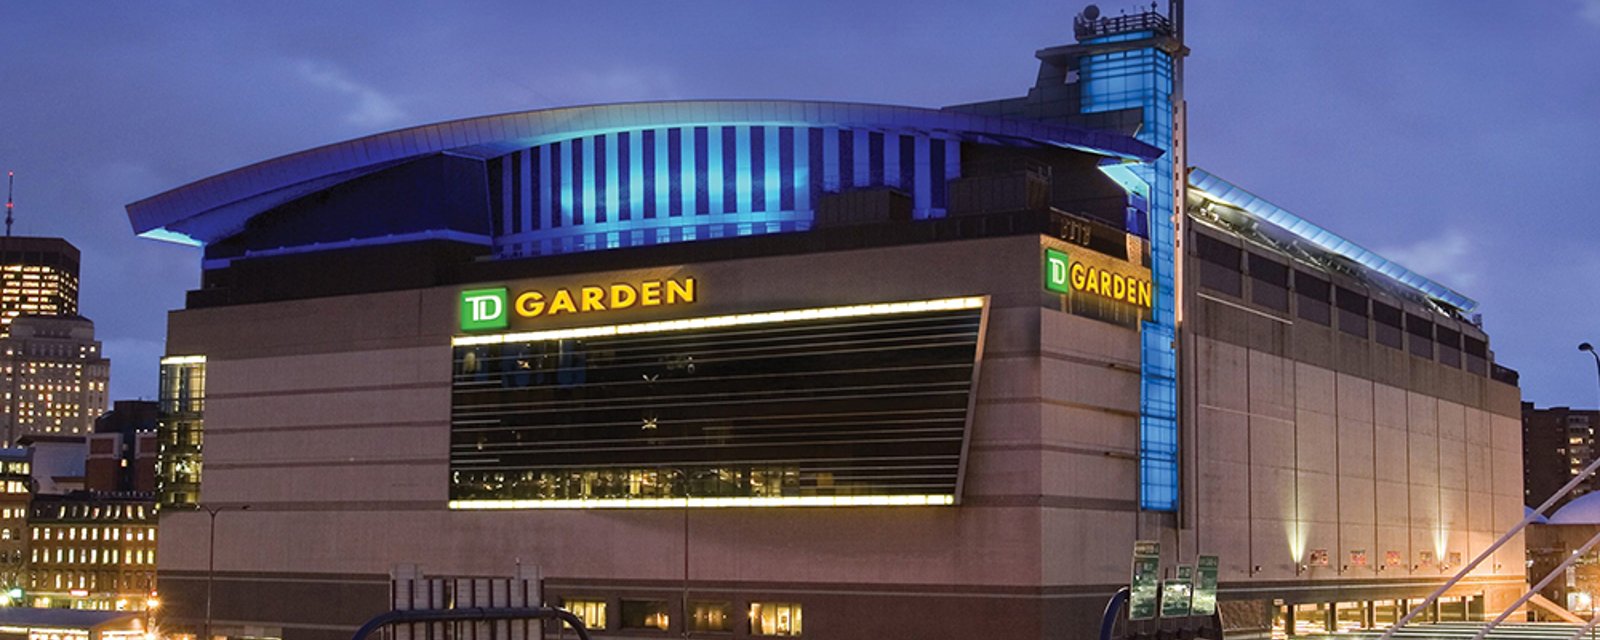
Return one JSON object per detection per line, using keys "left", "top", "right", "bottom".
{"left": 1129, "top": 541, "right": 1161, "bottom": 621}
{"left": 1191, "top": 556, "right": 1219, "bottom": 616}
{"left": 1161, "top": 565, "right": 1194, "bottom": 618}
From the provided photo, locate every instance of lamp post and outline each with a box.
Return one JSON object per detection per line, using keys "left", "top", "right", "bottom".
{"left": 683, "top": 480, "right": 690, "bottom": 640}
{"left": 1582, "top": 344, "right": 1600, "bottom": 638}
{"left": 662, "top": 469, "right": 692, "bottom": 639}
{"left": 1581, "top": 343, "right": 1600, "bottom": 404}
{"left": 202, "top": 504, "right": 248, "bottom": 640}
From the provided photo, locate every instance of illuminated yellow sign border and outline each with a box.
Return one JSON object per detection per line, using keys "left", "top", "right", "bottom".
{"left": 450, "top": 296, "right": 985, "bottom": 510}
{"left": 452, "top": 296, "right": 985, "bottom": 346}
{"left": 449, "top": 494, "right": 956, "bottom": 510}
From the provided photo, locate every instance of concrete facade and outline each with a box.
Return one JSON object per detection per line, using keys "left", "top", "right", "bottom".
{"left": 1179, "top": 224, "right": 1526, "bottom": 631}
{"left": 155, "top": 235, "right": 1161, "bottom": 640}
{"left": 1189, "top": 331, "right": 1524, "bottom": 600}
{"left": 146, "top": 216, "right": 1528, "bottom": 639}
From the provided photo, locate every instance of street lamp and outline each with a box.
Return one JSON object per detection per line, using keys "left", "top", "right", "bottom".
{"left": 144, "top": 593, "right": 161, "bottom": 640}
{"left": 1582, "top": 343, "right": 1599, "bottom": 638}
{"left": 656, "top": 468, "right": 722, "bottom": 637}
{"left": 201, "top": 504, "right": 248, "bottom": 640}
{"left": 661, "top": 469, "right": 693, "bottom": 639}
{"left": 1581, "top": 343, "right": 1600, "bottom": 405}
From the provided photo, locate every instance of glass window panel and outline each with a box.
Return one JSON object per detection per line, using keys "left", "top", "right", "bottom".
{"left": 560, "top": 598, "right": 606, "bottom": 631}
{"left": 449, "top": 306, "right": 983, "bottom": 503}
{"left": 620, "top": 600, "right": 670, "bottom": 631}
{"left": 750, "top": 602, "right": 802, "bottom": 637}
{"left": 690, "top": 601, "right": 733, "bottom": 633}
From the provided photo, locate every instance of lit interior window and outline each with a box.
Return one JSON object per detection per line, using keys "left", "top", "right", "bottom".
{"left": 749, "top": 602, "right": 802, "bottom": 636}
{"left": 561, "top": 599, "right": 607, "bottom": 631}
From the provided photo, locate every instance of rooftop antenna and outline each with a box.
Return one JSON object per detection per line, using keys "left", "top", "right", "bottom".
{"left": 4, "top": 171, "right": 12, "bottom": 237}
{"left": 1170, "top": 0, "right": 1184, "bottom": 41}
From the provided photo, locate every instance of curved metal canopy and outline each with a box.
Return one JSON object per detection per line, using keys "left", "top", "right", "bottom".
{"left": 126, "top": 100, "right": 1162, "bottom": 247}
{"left": 1189, "top": 167, "right": 1478, "bottom": 313}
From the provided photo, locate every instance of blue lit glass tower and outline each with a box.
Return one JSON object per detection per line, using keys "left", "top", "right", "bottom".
{"left": 948, "top": 2, "right": 1188, "bottom": 511}
{"left": 1078, "top": 8, "right": 1184, "bottom": 512}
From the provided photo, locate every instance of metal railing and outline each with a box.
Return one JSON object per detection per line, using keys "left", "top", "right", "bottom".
{"left": 351, "top": 607, "right": 592, "bottom": 640}
{"left": 1074, "top": 11, "right": 1174, "bottom": 40}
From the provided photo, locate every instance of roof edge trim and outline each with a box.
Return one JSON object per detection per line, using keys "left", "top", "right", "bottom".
{"left": 126, "top": 100, "right": 1161, "bottom": 246}
{"left": 1188, "top": 167, "right": 1478, "bottom": 313}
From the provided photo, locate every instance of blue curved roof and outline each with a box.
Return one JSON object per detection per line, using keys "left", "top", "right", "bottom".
{"left": 126, "top": 100, "right": 1161, "bottom": 247}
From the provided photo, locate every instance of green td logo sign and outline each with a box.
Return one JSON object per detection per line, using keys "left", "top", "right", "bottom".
{"left": 459, "top": 287, "right": 508, "bottom": 331}
{"left": 1044, "top": 248, "right": 1071, "bottom": 294}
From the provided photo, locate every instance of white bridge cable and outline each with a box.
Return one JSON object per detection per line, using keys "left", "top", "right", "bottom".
{"left": 1330, "top": 623, "right": 1594, "bottom": 639}
{"left": 1473, "top": 530, "right": 1600, "bottom": 640}
{"left": 1380, "top": 454, "right": 1600, "bottom": 639}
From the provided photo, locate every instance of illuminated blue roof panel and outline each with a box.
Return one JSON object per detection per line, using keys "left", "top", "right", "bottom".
{"left": 1189, "top": 167, "right": 1478, "bottom": 312}
{"left": 128, "top": 100, "right": 1161, "bottom": 245}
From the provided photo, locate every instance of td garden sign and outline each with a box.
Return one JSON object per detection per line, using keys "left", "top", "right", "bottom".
{"left": 460, "top": 277, "right": 698, "bottom": 331}
{"left": 1044, "top": 247, "right": 1152, "bottom": 308}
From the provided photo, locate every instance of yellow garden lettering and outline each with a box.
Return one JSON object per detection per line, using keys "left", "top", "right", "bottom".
{"left": 1069, "top": 262, "right": 1152, "bottom": 308}
{"left": 514, "top": 277, "right": 696, "bottom": 318}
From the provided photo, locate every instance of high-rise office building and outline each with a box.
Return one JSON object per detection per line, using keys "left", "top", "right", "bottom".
{"left": 0, "top": 237, "right": 80, "bottom": 338}
{"left": 0, "top": 316, "right": 111, "bottom": 445}
{"left": 1523, "top": 403, "right": 1600, "bottom": 508}
{"left": 0, "top": 235, "right": 104, "bottom": 447}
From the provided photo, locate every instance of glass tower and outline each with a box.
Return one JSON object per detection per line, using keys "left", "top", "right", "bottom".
{"left": 157, "top": 355, "right": 206, "bottom": 509}
{"left": 1079, "top": 31, "right": 1181, "bottom": 511}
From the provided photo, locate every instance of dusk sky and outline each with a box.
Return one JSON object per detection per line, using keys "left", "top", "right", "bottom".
{"left": 1, "top": 1, "right": 1597, "bottom": 407}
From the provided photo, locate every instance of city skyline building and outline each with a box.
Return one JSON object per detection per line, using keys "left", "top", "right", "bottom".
{"left": 0, "top": 237, "right": 80, "bottom": 338}
{"left": 0, "top": 430, "right": 165, "bottom": 613}
{"left": 23, "top": 435, "right": 86, "bottom": 496}
{"left": 1523, "top": 403, "right": 1600, "bottom": 509}
{"left": 26, "top": 492, "right": 158, "bottom": 611}
{"left": 87, "top": 401, "right": 158, "bottom": 495}
{"left": 0, "top": 448, "right": 31, "bottom": 604}
{"left": 125, "top": 4, "right": 1524, "bottom": 639}
{"left": 0, "top": 315, "right": 111, "bottom": 445}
